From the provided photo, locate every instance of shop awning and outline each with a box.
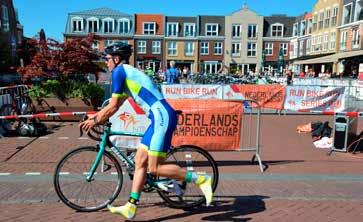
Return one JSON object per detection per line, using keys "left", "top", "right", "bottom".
{"left": 336, "top": 49, "right": 363, "bottom": 60}
{"left": 293, "top": 54, "right": 338, "bottom": 65}
{"left": 294, "top": 50, "right": 363, "bottom": 65}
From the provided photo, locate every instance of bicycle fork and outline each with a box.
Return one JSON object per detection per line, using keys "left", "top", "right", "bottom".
{"left": 86, "top": 134, "right": 107, "bottom": 182}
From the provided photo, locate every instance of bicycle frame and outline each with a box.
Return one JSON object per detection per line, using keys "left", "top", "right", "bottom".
{"left": 85, "top": 124, "right": 171, "bottom": 187}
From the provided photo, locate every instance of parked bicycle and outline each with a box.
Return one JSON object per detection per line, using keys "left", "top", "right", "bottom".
{"left": 53, "top": 112, "right": 219, "bottom": 212}
{"left": 0, "top": 87, "right": 58, "bottom": 135}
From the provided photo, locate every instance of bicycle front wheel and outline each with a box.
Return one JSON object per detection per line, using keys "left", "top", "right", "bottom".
{"left": 158, "top": 145, "right": 219, "bottom": 209}
{"left": 53, "top": 146, "right": 123, "bottom": 212}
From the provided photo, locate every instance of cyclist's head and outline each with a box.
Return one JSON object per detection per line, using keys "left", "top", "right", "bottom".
{"left": 104, "top": 42, "right": 132, "bottom": 70}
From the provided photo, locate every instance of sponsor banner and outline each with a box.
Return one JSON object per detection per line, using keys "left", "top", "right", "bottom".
{"left": 161, "top": 84, "right": 223, "bottom": 99}
{"left": 168, "top": 99, "right": 242, "bottom": 151}
{"left": 226, "top": 84, "right": 285, "bottom": 110}
{"left": 109, "top": 99, "right": 149, "bottom": 149}
{"left": 284, "top": 86, "right": 345, "bottom": 112}
{"left": 222, "top": 85, "right": 245, "bottom": 100}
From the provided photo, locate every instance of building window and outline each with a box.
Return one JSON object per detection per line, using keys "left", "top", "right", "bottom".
{"left": 200, "top": 42, "right": 209, "bottom": 55}
{"left": 332, "top": 7, "right": 338, "bottom": 26}
{"left": 317, "top": 35, "right": 322, "bottom": 51}
{"left": 352, "top": 29, "right": 360, "bottom": 49}
{"left": 1, "top": 5, "right": 9, "bottom": 31}
{"left": 247, "top": 43, "right": 256, "bottom": 57}
{"left": 152, "top": 41, "right": 161, "bottom": 54}
{"left": 330, "top": 32, "right": 336, "bottom": 50}
{"left": 231, "top": 43, "right": 241, "bottom": 56}
{"left": 72, "top": 17, "right": 83, "bottom": 32}
{"left": 324, "top": 33, "right": 329, "bottom": 50}
{"left": 137, "top": 40, "right": 146, "bottom": 54}
{"left": 167, "top": 22, "right": 178, "bottom": 37}
{"left": 307, "top": 19, "right": 313, "bottom": 34}
{"left": 311, "top": 37, "right": 315, "bottom": 52}
{"left": 325, "top": 9, "right": 330, "bottom": 28}
{"left": 264, "top": 43, "right": 273, "bottom": 55}
{"left": 168, "top": 41, "right": 177, "bottom": 56}
{"left": 185, "top": 42, "right": 194, "bottom": 56}
{"left": 313, "top": 14, "right": 318, "bottom": 31}
{"left": 306, "top": 39, "right": 311, "bottom": 54}
{"left": 105, "top": 40, "right": 114, "bottom": 47}
{"left": 300, "top": 20, "right": 306, "bottom": 36}
{"left": 87, "top": 18, "right": 99, "bottom": 33}
{"left": 103, "top": 18, "right": 114, "bottom": 33}
{"left": 143, "top": 22, "right": 156, "bottom": 35}
{"left": 214, "top": 42, "right": 223, "bottom": 55}
{"left": 293, "top": 23, "right": 299, "bottom": 37}
{"left": 318, "top": 12, "right": 324, "bottom": 30}
{"left": 92, "top": 41, "right": 99, "bottom": 50}
{"left": 343, "top": 4, "right": 352, "bottom": 24}
{"left": 205, "top": 23, "right": 218, "bottom": 36}
{"left": 299, "top": 40, "right": 304, "bottom": 56}
{"left": 271, "top": 24, "right": 283, "bottom": 37}
{"left": 184, "top": 23, "right": 196, "bottom": 37}
{"left": 340, "top": 31, "right": 347, "bottom": 50}
{"left": 280, "top": 43, "right": 288, "bottom": 56}
{"left": 232, "top": 24, "right": 241, "bottom": 38}
{"left": 119, "top": 18, "right": 130, "bottom": 34}
{"left": 248, "top": 24, "right": 257, "bottom": 38}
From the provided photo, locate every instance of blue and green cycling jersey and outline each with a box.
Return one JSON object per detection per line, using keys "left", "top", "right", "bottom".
{"left": 111, "top": 64, "right": 177, "bottom": 157}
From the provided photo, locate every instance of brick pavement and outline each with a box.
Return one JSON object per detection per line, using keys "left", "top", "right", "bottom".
{"left": 0, "top": 115, "right": 362, "bottom": 221}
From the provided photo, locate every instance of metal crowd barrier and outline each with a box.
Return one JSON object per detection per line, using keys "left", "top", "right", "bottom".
{"left": 0, "top": 85, "right": 29, "bottom": 108}
{"left": 240, "top": 100, "right": 266, "bottom": 172}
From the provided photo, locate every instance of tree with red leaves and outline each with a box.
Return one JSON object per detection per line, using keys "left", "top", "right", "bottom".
{"left": 18, "top": 34, "right": 102, "bottom": 82}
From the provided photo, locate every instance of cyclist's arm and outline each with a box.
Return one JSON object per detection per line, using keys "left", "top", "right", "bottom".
{"left": 93, "top": 95, "right": 127, "bottom": 124}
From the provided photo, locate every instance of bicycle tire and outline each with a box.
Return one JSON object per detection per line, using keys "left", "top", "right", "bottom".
{"left": 0, "top": 104, "right": 19, "bottom": 134}
{"left": 54, "top": 146, "right": 123, "bottom": 212}
{"left": 157, "top": 145, "right": 219, "bottom": 209}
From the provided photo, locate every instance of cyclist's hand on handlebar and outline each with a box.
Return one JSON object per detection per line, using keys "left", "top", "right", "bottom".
{"left": 79, "top": 117, "right": 97, "bottom": 133}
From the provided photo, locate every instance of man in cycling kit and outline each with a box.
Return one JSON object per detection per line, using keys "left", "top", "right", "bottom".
{"left": 79, "top": 42, "right": 213, "bottom": 219}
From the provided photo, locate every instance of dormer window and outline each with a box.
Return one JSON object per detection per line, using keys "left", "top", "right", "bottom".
{"left": 184, "top": 23, "right": 196, "bottom": 37}
{"left": 72, "top": 16, "right": 84, "bottom": 32}
{"left": 167, "top": 22, "right": 178, "bottom": 37}
{"left": 103, "top": 18, "right": 114, "bottom": 33}
{"left": 271, "top": 23, "right": 284, "bottom": 37}
{"left": 87, "top": 17, "right": 99, "bottom": 33}
{"left": 205, "top": 23, "right": 219, "bottom": 36}
{"left": 119, "top": 18, "right": 130, "bottom": 34}
{"left": 143, "top": 22, "right": 156, "bottom": 35}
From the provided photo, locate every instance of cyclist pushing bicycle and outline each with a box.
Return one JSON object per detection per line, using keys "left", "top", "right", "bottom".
{"left": 79, "top": 42, "right": 213, "bottom": 219}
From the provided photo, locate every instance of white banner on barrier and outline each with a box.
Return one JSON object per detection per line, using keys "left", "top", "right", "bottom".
{"left": 284, "top": 86, "right": 346, "bottom": 111}
{"left": 222, "top": 85, "right": 245, "bottom": 100}
{"left": 109, "top": 99, "right": 149, "bottom": 149}
{"left": 161, "top": 84, "right": 223, "bottom": 99}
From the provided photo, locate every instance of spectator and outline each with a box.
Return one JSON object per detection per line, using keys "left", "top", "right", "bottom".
{"left": 286, "top": 70, "right": 293, "bottom": 85}
{"left": 166, "top": 61, "right": 180, "bottom": 84}
{"left": 299, "top": 71, "right": 306, "bottom": 78}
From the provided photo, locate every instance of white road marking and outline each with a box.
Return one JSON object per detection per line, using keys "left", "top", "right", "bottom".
{"left": 0, "top": 173, "right": 11, "bottom": 176}
{"left": 59, "top": 172, "right": 70, "bottom": 175}
{"left": 18, "top": 137, "right": 29, "bottom": 139}
{"left": 39, "top": 137, "right": 49, "bottom": 139}
{"left": 78, "top": 137, "right": 89, "bottom": 140}
{"left": 58, "top": 137, "right": 69, "bottom": 140}
{"left": 25, "top": 172, "right": 41, "bottom": 175}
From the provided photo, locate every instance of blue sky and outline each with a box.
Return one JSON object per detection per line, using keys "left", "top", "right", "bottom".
{"left": 13, "top": 0, "right": 316, "bottom": 41}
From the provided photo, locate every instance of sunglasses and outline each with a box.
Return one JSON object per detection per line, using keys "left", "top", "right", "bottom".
{"left": 103, "top": 56, "right": 113, "bottom": 62}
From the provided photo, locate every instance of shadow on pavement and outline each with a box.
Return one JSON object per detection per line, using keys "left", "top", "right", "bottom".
{"left": 132, "top": 195, "right": 269, "bottom": 222}
{"left": 217, "top": 160, "right": 304, "bottom": 166}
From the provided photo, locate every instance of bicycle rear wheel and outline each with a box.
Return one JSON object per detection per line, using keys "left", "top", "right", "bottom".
{"left": 53, "top": 146, "right": 123, "bottom": 212}
{"left": 157, "top": 145, "right": 219, "bottom": 209}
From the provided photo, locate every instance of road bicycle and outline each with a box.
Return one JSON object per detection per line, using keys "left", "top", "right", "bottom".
{"left": 53, "top": 112, "right": 219, "bottom": 212}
